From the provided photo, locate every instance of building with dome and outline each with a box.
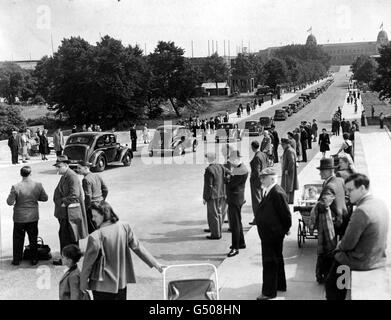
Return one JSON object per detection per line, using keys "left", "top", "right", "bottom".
{"left": 258, "top": 29, "right": 390, "bottom": 65}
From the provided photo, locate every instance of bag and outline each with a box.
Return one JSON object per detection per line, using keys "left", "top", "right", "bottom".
{"left": 23, "top": 237, "right": 52, "bottom": 260}
{"left": 89, "top": 230, "right": 105, "bottom": 281}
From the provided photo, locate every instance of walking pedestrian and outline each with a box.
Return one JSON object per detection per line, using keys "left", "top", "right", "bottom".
{"left": 379, "top": 112, "right": 385, "bottom": 129}
{"left": 312, "top": 119, "right": 318, "bottom": 142}
{"left": 318, "top": 128, "right": 330, "bottom": 158}
{"left": 6, "top": 166, "right": 48, "bottom": 266}
{"left": 325, "top": 174, "right": 389, "bottom": 300}
{"left": 53, "top": 128, "right": 65, "bottom": 157}
{"left": 130, "top": 124, "right": 137, "bottom": 152}
{"left": 142, "top": 123, "right": 150, "bottom": 144}
{"left": 299, "top": 126, "right": 308, "bottom": 162}
{"left": 293, "top": 128, "right": 302, "bottom": 161}
{"left": 249, "top": 141, "right": 268, "bottom": 226}
{"left": 202, "top": 153, "right": 226, "bottom": 239}
{"left": 225, "top": 150, "right": 248, "bottom": 257}
{"left": 77, "top": 161, "right": 108, "bottom": 234}
{"left": 246, "top": 103, "right": 251, "bottom": 116}
{"left": 371, "top": 105, "right": 375, "bottom": 118}
{"left": 255, "top": 168, "right": 291, "bottom": 300}
{"left": 39, "top": 129, "right": 50, "bottom": 160}
{"left": 8, "top": 130, "right": 19, "bottom": 164}
{"left": 237, "top": 106, "right": 241, "bottom": 118}
{"left": 16, "top": 129, "right": 29, "bottom": 163}
{"left": 80, "top": 201, "right": 165, "bottom": 300}
{"left": 280, "top": 138, "right": 299, "bottom": 204}
{"left": 53, "top": 156, "right": 88, "bottom": 266}
{"left": 269, "top": 125, "right": 279, "bottom": 163}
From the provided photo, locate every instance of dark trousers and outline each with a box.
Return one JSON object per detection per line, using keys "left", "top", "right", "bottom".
{"left": 316, "top": 253, "right": 335, "bottom": 281}
{"left": 93, "top": 287, "right": 127, "bottom": 300}
{"left": 380, "top": 120, "right": 384, "bottom": 129}
{"left": 13, "top": 221, "right": 38, "bottom": 262}
{"left": 131, "top": 139, "right": 137, "bottom": 151}
{"left": 260, "top": 237, "right": 286, "bottom": 297}
{"left": 207, "top": 198, "right": 223, "bottom": 238}
{"left": 56, "top": 150, "right": 63, "bottom": 156}
{"left": 228, "top": 203, "right": 245, "bottom": 249}
{"left": 58, "top": 218, "right": 78, "bottom": 252}
{"left": 287, "top": 191, "right": 295, "bottom": 205}
{"left": 307, "top": 138, "right": 312, "bottom": 149}
{"left": 325, "top": 260, "right": 348, "bottom": 300}
{"left": 301, "top": 146, "right": 307, "bottom": 162}
{"left": 273, "top": 145, "right": 279, "bottom": 163}
{"left": 11, "top": 148, "right": 18, "bottom": 164}
{"left": 250, "top": 178, "right": 262, "bottom": 219}
{"left": 86, "top": 208, "right": 97, "bottom": 234}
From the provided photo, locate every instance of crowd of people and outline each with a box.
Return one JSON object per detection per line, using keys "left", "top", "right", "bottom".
{"left": 6, "top": 158, "right": 165, "bottom": 300}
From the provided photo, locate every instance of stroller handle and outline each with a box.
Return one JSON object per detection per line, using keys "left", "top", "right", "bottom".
{"left": 163, "top": 263, "right": 219, "bottom": 300}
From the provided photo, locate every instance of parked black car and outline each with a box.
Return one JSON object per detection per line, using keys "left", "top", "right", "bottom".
{"left": 245, "top": 120, "right": 262, "bottom": 136}
{"left": 63, "top": 132, "right": 133, "bottom": 172}
{"left": 259, "top": 117, "right": 274, "bottom": 130}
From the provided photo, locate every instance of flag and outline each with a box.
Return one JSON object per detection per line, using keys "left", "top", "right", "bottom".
{"left": 307, "top": 26, "right": 312, "bottom": 33}
{"left": 380, "top": 22, "right": 383, "bottom": 29}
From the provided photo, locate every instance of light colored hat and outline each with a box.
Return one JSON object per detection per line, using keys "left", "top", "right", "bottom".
{"left": 260, "top": 167, "right": 278, "bottom": 176}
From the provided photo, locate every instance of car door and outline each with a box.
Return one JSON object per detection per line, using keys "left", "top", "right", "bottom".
{"left": 105, "top": 134, "right": 118, "bottom": 162}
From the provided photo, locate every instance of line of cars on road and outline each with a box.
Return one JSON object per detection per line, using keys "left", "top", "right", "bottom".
{"left": 272, "top": 78, "right": 334, "bottom": 122}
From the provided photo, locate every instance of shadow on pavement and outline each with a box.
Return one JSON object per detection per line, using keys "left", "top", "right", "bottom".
{"left": 162, "top": 220, "right": 205, "bottom": 226}
{"left": 155, "top": 253, "right": 226, "bottom": 262}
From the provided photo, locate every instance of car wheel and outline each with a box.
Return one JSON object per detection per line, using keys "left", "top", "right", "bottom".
{"left": 149, "top": 150, "right": 153, "bottom": 157}
{"left": 122, "top": 152, "right": 132, "bottom": 166}
{"left": 95, "top": 155, "right": 106, "bottom": 172}
{"left": 192, "top": 141, "right": 198, "bottom": 152}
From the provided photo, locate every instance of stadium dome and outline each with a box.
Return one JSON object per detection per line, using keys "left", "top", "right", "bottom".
{"left": 306, "top": 34, "right": 317, "bottom": 46}
{"left": 377, "top": 30, "right": 389, "bottom": 46}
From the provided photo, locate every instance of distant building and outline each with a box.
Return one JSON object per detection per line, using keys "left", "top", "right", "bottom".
{"left": 258, "top": 29, "right": 389, "bottom": 65}
{"left": 201, "top": 82, "right": 230, "bottom": 96}
{"left": 12, "top": 60, "right": 39, "bottom": 70}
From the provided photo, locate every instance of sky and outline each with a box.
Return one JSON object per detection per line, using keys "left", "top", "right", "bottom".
{"left": 1, "top": 0, "right": 391, "bottom": 61}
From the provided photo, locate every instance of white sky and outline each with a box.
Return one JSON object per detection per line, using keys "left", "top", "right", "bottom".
{"left": 1, "top": 0, "right": 391, "bottom": 60}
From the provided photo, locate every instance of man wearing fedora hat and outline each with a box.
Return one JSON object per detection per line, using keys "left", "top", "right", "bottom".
{"left": 53, "top": 156, "right": 88, "bottom": 265}
{"left": 225, "top": 150, "right": 248, "bottom": 257}
{"left": 280, "top": 138, "right": 299, "bottom": 204}
{"left": 77, "top": 161, "right": 108, "bottom": 234}
{"left": 255, "top": 167, "right": 291, "bottom": 300}
{"left": 317, "top": 158, "right": 348, "bottom": 238}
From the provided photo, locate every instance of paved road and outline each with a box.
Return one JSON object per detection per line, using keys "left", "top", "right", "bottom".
{"left": 0, "top": 67, "right": 350, "bottom": 300}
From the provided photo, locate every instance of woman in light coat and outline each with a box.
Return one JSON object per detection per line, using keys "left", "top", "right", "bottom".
{"left": 80, "top": 201, "right": 165, "bottom": 300}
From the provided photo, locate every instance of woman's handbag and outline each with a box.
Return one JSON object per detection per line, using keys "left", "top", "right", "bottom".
{"left": 89, "top": 231, "right": 105, "bottom": 281}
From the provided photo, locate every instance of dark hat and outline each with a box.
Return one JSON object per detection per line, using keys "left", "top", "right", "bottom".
{"left": 77, "top": 160, "right": 92, "bottom": 167}
{"left": 271, "top": 124, "right": 276, "bottom": 128}
{"left": 53, "top": 155, "right": 70, "bottom": 166}
{"left": 260, "top": 167, "right": 278, "bottom": 176}
{"left": 280, "top": 138, "right": 290, "bottom": 144}
{"left": 316, "top": 158, "right": 337, "bottom": 170}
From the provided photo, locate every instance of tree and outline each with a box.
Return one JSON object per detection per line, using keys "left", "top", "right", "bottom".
{"left": 0, "top": 103, "right": 26, "bottom": 139}
{"left": 372, "top": 44, "right": 391, "bottom": 100}
{"left": 201, "top": 53, "right": 228, "bottom": 96}
{"left": 149, "top": 41, "right": 202, "bottom": 117}
{"left": 263, "top": 58, "right": 289, "bottom": 89}
{"left": 351, "top": 55, "right": 378, "bottom": 84}
{"left": 0, "top": 62, "right": 34, "bottom": 104}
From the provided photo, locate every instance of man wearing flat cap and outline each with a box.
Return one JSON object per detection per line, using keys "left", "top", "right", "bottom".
{"left": 77, "top": 161, "right": 108, "bottom": 234}
{"left": 225, "top": 150, "right": 248, "bottom": 257}
{"left": 8, "top": 130, "right": 19, "bottom": 164}
{"left": 255, "top": 167, "right": 291, "bottom": 300}
{"left": 52, "top": 156, "right": 88, "bottom": 265}
{"left": 280, "top": 138, "right": 299, "bottom": 204}
{"left": 203, "top": 153, "right": 226, "bottom": 239}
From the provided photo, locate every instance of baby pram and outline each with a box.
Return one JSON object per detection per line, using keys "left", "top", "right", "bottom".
{"left": 163, "top": 263, "right": 219, "bottom": 300}
{"left": 293, "top": 183, "right": 322, "bottom": 248}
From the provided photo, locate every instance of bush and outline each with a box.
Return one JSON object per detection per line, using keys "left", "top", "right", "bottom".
{"left": 0, "top": 103, "right": 26, "bottom": 139}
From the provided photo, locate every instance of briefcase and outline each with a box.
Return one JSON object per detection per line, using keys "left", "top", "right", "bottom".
{"left": 23, "top": 237, "right": 52, "bottom": 260}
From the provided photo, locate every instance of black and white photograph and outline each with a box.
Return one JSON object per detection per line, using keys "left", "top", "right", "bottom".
{"left": 0, "top": 0, "right": 390, "bottom": 305}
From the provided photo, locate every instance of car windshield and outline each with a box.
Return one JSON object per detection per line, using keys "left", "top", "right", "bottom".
{"left": 66, "top": 135, "right": 93, "bottom": 145}
{"left": 275, "top": 110, "right": 285, "bottom": 114}
{"left": 259, "top": 118, "right": 270, "bottom": 124}
{"left": 245, "top": 121, "right": 257, "bottom": 127}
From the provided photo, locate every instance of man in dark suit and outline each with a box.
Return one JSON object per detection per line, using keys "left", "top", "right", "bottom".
{"left": 203, "top": 152, "right": 226, "bottom": 239}
{"left": 280, "top": 138, "right": 299, "bottom": 204}
{"left": 269, "top": 125, "right": 280, "bottom": 163}
{"left": 8, "top": 130, "right": 19, "bottom": 164}
{"left": 317, "top": 158, "right": 348, "bottom": 237}
{"left": 256, "top": 168, "right": 292, "bottom": 300}
{"left": 225, "top": 150, "right": 248, "bottom": 257}
{"left": 53, "top": 156, "right": 88, "bottom": 265}
{"left": 299, "top": 126, "right": 308, "bottom": 162}
{"left": 130, "top": 124, "right": 137, "bottom": 152}
{"left": 249, "top": 141, "right": 268, "bottom": 226}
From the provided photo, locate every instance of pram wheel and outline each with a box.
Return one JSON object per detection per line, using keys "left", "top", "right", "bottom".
{"left": 297, "top": 221, "right": 303, "bottom": 248}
